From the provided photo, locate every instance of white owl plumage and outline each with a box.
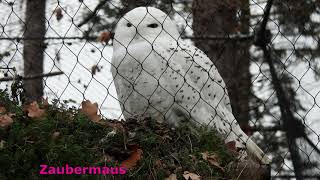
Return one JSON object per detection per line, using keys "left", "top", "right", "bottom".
{"left": 111, "top": 7, "right": 270, "bottom": 164}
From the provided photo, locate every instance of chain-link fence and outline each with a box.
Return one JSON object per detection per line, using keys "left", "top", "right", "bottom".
{"left": 1, "top": 0, "right": 320, "bottom": 179}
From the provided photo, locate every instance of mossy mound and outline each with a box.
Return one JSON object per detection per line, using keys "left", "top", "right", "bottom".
{"left": 0, "top": 90, "right": 236, "bottom": 179}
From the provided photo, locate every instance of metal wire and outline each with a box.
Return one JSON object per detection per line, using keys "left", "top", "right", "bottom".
{"left": 0, "top": 0, "right": 319, "bottom": 178}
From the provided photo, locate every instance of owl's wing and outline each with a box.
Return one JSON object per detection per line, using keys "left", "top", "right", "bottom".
{"left": 151, "top": 39, "right": 240, "bottom": 140}
{"left": 153, "top": 39, "right": 270, "bottom": 164}
{"left": 156, "top": 40, "right": 232, "bottom": 111}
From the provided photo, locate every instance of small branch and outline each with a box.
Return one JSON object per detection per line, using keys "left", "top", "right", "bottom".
{"left": 235, "top": 162, "right": 248, "bottom": 180}
{"left": 272, "top": 175, "right": 320, "bottom": 178}
{"left": 0, "top": 67, "right": 15, "bottom": 70}
{"left": 255, "top": 0, "right": 306, "bottom": 179}
{"left": 0, "top": 71, "right": 64, "bottom": 82}
{"left": 252, "top": 126, "right": 283, "bottom": 132}
{"left": 303, "top": 135, "right": 320, "bottom": 156}
{"left": 0, "top": 36, "right": 97, "bottom": 41}
{"left": 260, "top": 0, "right": 273, "bottom": 34}
{"left": 77, "top": 0, "right": 110, "bottom": 28}
{"left": 254, "top": 0, "right": 273, "bottom": 47}
{"left": 181, "top": 34, "right": 254, "bottom": 41}
{"left": 0, "top": 35, "right": 253, "bottom": 42}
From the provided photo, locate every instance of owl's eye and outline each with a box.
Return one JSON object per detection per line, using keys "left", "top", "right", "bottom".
{"left": 147, "top": 23, "right": 159, "bottom": 28}
{"left": 126, "top": 23, "right": 133, "bottom": 27}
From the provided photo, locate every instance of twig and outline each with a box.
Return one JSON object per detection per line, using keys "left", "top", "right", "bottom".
{"left": 0, "top": 35, "right": 253, "bottom": 41}
{"left": 254, "top": 0, "right": 307, "bottom": 179}
{"left": 235, "top": 162, "right": 248, "bottom": 180}
{"left": 0, "top": 36, "right": 97, "bottom": 41}
{"left": 129, "top": 161, "right": 145, "bottom": 177}
{"left": 182, "top": 34, "right": 254, "bottom": 41}
{"left": 77, "top": 0, "right": 110, "bottom": 28}
{"left": 170, "top": 153, "right": 182, "bottom": 168}
{"left": 257, "top": 0, "right": 320, "bottom": 166}
{"left": 254, "top": 0, "right": 273, "bottom": 47}
{"left": 303, "top": 135, "right": 320, "bottom": 156}
{"left": 272, "top": 175, "right": 320, "bottom": 178}
{"left": 0, "top": 71, "right": 64, "bottom": 82}
{"left": 0, "top": 67, "right": 15, "bottom": 69}
{"left": 252, "top": 126, "right": 283, "bottom": 132}
{"left": 187, "top": 135, "right": 193, "bottom": 152}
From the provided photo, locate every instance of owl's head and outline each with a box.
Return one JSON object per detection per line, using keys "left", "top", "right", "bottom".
{"left": 113, "top": 7, "right": 180, "bottom": 47}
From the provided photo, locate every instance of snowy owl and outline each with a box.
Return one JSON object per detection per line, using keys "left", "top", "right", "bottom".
{"left": 111, "top": 7, "right": 270, "bottom": 164}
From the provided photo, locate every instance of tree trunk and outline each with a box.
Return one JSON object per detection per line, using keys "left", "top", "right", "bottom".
{"left": 192, "top": 0, "right": 251, "bottom": 130}
{"left": 121, "top": 0, "right": 148, "bottom": 11}
{"left": 23, "top": 0, "right": 46, "bottom": 102}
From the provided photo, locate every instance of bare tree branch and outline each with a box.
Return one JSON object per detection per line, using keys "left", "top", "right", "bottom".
{"left": 254, "top": 0, "right": 312, "bottom": 179}
{"left": 272, "top": 175, "right": 320, "bottom": 178}
{"left": 181, "top": 34, "right": 254, "bottom": 41}
{"left": 252, "top": 126, "right": 283, "bottom": 132}
{"left": 0, "top": 36, "right": 97, "bottom": 41}
{"left": 0, "top": 71, "right": 64, "bottom": 82}
{"left": 77, "top": 0, "right": 110, "bottom": 28}
{"left": 0, "top": 35, "right": 253, "bottom": 41}
{"left": 303, "top": 135, "right": 320, "bottom": 156}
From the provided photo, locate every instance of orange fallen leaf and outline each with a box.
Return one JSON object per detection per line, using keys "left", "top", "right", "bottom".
{"left": 165, "top": 174, "right": 177, "bottom": 180}
{"left": 121, "top": 145, "right": 143, "bottom": 170}
{"left": 0, "top": 114, "right": 13, "bottom": 128}
{"left": 201, "top": 151, "right": 224, "bottom": 172}
{"left": 97, "top": 31, "right": 112, "bottom": 43}
{"left": 25, "top": 101, "right": 45, "bottom": 119}
{"left": 81, "top": 100, "right": 101, "bottom": 122}
{"left": 183, "top": 171, "right": 200, "bottom": 180}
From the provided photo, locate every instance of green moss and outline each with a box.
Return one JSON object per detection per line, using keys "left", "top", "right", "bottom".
{"left": 0, "top": 90, "right": 235, "bottom": 179}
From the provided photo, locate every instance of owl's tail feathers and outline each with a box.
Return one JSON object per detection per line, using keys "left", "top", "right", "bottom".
{"left": 226, "top": 126, "right": 271, "bottom": 165}
{"left": 245, "top": 138, "right": 271, "bottom": 165}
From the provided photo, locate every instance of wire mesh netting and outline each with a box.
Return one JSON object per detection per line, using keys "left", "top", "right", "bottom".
{"left": 1, "top": 0, "right": 320, "bottom": 179}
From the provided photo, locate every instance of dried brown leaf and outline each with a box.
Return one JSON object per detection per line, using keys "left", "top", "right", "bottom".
{"left": 54, "top": 8, "right": 63, "bottom": 21}
{"left": 121, "top": 145, "right": 143, "bottom": 170}
{"left": 165, "top": 174, "right": 177, "bottom": 180}
{"left": 0, "top": 114, "right": 13, "bottom": 128}
{"left": 97, "top": 31, "right": 112, "bottom": 43}
{"left": 0, "top": 106, "right": 6, "bottom": 114}
{"left": 26, "top": 101, "right": 45, "bottom": 119}
{"left": 201, "top": 151, "right": 224, "bottom": 172}
{"left": 80, "top": 100, "right": 101, "bottom": 122}
{"left": 183, "top": 171, "right": 201, "bottom": 180}
{"left": 155, "top": 159, "right": 162, "bottom": 168}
